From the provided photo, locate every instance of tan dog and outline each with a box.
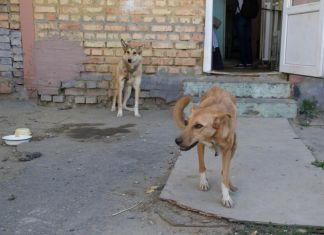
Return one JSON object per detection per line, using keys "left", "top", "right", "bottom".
{"left": 173, "top": 86, "right": 238, "bottom": 208}
{"left": 111, "top": 39, "right": 143, "bottom": 117}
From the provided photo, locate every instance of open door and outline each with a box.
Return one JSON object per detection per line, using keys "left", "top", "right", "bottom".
{"left": 280, "top": 0, "right": 324, "bottom": 77}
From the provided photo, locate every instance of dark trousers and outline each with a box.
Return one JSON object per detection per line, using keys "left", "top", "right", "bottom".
{"left": 212, "top": 47, "right": 224, "bottom": 70}
{"left": 234, "top": 14, "right": 253, "bottom": 65}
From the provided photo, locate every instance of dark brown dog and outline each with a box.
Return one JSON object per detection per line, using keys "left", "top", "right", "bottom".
{"left": 173, "top": 86, "right": 238, "bottom": 208}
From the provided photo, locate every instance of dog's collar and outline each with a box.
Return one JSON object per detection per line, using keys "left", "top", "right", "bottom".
{"left": 124, "top": 61, "right": 141, "bottom": 74}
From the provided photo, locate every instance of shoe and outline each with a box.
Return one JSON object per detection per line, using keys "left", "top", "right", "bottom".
{"left": 234, "top": 64, "right": 246, "bottom": 69}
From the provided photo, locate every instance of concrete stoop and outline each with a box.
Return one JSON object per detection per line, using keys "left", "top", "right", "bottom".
{"left": 183, "top": 73, "right": 297, "bottom": 118}
{"left": 160, "top": 118, "right": 324, "bottom": 227}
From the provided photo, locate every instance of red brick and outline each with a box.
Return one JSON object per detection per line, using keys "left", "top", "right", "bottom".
{"left": 86, "top": 89, "right": 108, "bottom": 96}
{"left": 105, "top": 25, "right": 126, "bottom": 31}
{"left": 59, "top": 23, "right": 80, "bottom": 30}
{"left": 175, "top": 58, "right": 196, "bottom": 66}
{"left": 65, "top": 88, "right": 85, "bottom": 96}
{"left": 152, "top": 41, "right": 173, "bottom": 49}
{"left": 152, "top": 25, "right": 172, "bottom": 32}
{"left": 151, "top": 58, "right": 173, "bottom": 65}
{"left": 128, "top": 25, "right": 149, "bottom": 31}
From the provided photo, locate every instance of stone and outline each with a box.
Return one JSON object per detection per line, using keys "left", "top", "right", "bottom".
{"left": 10, "top": 31, "right": 21, "bottom": 38}
{"left": 40, "top": 95, "right": 52, "bottom": 101}
{"left": 61, "top": 80, "right": 75, "bottom": 88}
{"left": 0, "top": 64, "right": 11, "bottom": 71}
{"left": 53, "top": 95, "right": 65, "bottom": 103}
{"left": 0, "top": 50, "right": 12, "bottom": 57}
{"left": 0, "top": 71, "right": 12, "bottom": 78}
{"left": 75, "top": 96, "right": 85, "bottom": 103}
{"left": 74, "top": 80, "right": 85, "bottom": 88}
{"left": 11, "top": 38, "right": 21, "bottom": 46}
{"left": 13, "top": 69, "right": 23, "bottom": 77}
{"left": 13, "top": 62, "right": 23, "bottom": 69}
{"left": 97, "top": 80, "right": 109, "bottom": 89}
{"left": 86, "top": 80, "right": 97, "bottom": 89}
{"left": 13, "top": 54, "right": 23, "bottom": 61}
{"left": 0, "top": 43, "right": 10, "bottom": 50}
{"left": 0, "top": 58, "right": 12, "bottom": 65}
{"left": 12, "top": 46, "right": 22, "bottom": 54}
{"left": 0, "top": 36, "right": 10, "bottom": 43}
{"left": 86, "top": 96, "right": 97, "bottom": 104}
{"left": 0, "top": 28, "right": 9, "bottom": 35}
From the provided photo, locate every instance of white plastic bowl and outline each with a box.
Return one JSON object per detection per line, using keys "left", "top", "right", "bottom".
{"left": 2, "top": 135, "right": 32, "bottom": 146}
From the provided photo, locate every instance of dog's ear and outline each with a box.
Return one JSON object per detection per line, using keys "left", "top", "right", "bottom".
{"left": 137, "top": 45, "right": 143, "bottom": 55}
{"left": 190, "top": 104, "right": 198, "bottom": 113}
{"left": 121, "top": 39, "right": 128, "bottom": 51}
{"left": 212, "top": 112, "right": 232, "bottom": 129}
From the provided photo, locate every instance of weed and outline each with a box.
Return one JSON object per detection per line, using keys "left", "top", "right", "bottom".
{"left": 298, "top": 98, "right": 318, "bottom": 126}
{"left": 312, "top": 160, "right": 324, "bottom": 169}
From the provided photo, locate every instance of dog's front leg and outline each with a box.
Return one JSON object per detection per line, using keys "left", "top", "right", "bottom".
{"left": 221, "top": 148, "right": 234, "bottom": 208}
{"left": 123, "top": 85, "right": 134, "bottom": 112}
{"left": 133, "top": 79, "right": 141, "bottom": 117}
{"left": 111, "top": 92, "right": 117, "bottom": 112}
{"left": 197, "top": 143, "right": 209, "bottom": 191}
{"left": 117, "top": 80, "right": 124, "bottom": 117}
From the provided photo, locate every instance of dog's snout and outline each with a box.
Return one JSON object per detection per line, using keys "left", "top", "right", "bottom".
{"left": 128, "top": 59, "right": 132, "bottom": 63}
{"left": 175, "top": 137, "right": 183, "bottom": 145}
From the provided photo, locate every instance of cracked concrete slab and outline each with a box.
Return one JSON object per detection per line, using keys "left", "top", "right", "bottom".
{"left": 161, "top": 118, "right": 324, "bottom": 227}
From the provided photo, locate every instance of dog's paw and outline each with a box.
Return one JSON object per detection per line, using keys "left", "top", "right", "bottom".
{"left": 221, "top": 183, "right": 234, "bottom": 208}
{"left": 111, "top": 106, "right": 116, "bottom": 112}
{"left": 222, "top": 196, "right": 234, "bottom": 208}
{"left": 134, "top": 112, "right": 141, "bottom": 118}
{"left": 117, "top": 110, "right": 123, "bottom": 117}
{"left": 199, "top": 172, "right": 209, "bottom": 191}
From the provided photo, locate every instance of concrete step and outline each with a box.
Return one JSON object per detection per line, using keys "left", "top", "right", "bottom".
{"left": 185, "top": 98, "right": 297, "bottom": 118}
{"left": 183, "top": 74, "right": 291, "bottom": 99}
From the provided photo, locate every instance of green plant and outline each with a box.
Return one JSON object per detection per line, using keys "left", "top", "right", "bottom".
{"left": 299, "top": 98, "right": 318, "bottom": 117}
{"left": 298, "top": 98, "right": 318, "bottom": 126}
{"left": 312, "top": 160, "right": 324, "bottom": 169}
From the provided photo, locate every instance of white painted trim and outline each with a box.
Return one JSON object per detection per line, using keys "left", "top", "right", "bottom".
{"left": 203, "top": 0, "right": 213, "bottom": 73}
{"left": 280, "top": 0, "right": 324, "bottom": 77}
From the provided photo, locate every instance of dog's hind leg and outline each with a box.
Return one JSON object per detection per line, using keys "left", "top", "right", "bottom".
{"left": 133, "top": 81, "right": 141, "bottom": 117}
{"left": 220, "top": 148, "right": 234, "bottom": 208}
{"left": 111, "top": 90, "right": 117, "bottom": 112}
{"left": 197, "top": 143, "right": 209, "bottom": 191}
{"left": 117, "top": 80, "right": 124, "bottom": 117}
{"left": 229, "top": 133, "right": 238, "bottom": 192}
{"left": 123, "top": 85, "right": 134, "bottom": 112}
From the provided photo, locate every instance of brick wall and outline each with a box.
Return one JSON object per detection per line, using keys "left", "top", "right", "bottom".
{"left": 33, "top": 0, "right": 205, "bottom": 76}
{"left": 0, "top": 0, "right": 23, "bottom": 93}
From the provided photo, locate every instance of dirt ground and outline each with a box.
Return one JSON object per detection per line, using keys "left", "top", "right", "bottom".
{"left": 0, "top": 98, "right": 323, "bottom": 235}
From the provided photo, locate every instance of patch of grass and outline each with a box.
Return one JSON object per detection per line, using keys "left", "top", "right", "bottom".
{"left": 312, "top": 160, "right": 324, "bottom": 169}
{"left": 233, "top": 222, "right": 319, "bottom": 235}
{"left": 298, "top": 98, "right": 318, "bottom": 126}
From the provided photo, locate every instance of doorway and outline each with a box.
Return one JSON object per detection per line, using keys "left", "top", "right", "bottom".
{"left": 205, "top": 0, "right": 283, "bottom": 74}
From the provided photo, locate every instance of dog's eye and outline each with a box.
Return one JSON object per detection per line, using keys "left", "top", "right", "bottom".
{"left": 126, "top": 51, "right": 130, "bottom": 54}
{"left": 193, "top": 123, "right": 203, "bottom": 129}
{"left": 184, "top": 119, "right": 188, "bottom": 126}
{"left": 133, "top": 51, "right": 137, "bottom": 55}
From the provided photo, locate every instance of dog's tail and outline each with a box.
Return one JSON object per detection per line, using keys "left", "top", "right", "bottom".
{"left": 173, "top": 96, "right": 191, "bottom": 130}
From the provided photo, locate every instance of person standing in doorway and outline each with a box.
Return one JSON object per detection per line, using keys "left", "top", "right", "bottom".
{"left": 212, "top": 17, "right": 224, "bottom": 70}
{"left": 234, "top": 0, "right": 258, "bottom": 68}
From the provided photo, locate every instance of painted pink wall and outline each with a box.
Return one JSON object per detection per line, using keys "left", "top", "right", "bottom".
{"left": 20, "top": 0, "right": 36, "bottom": 97}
